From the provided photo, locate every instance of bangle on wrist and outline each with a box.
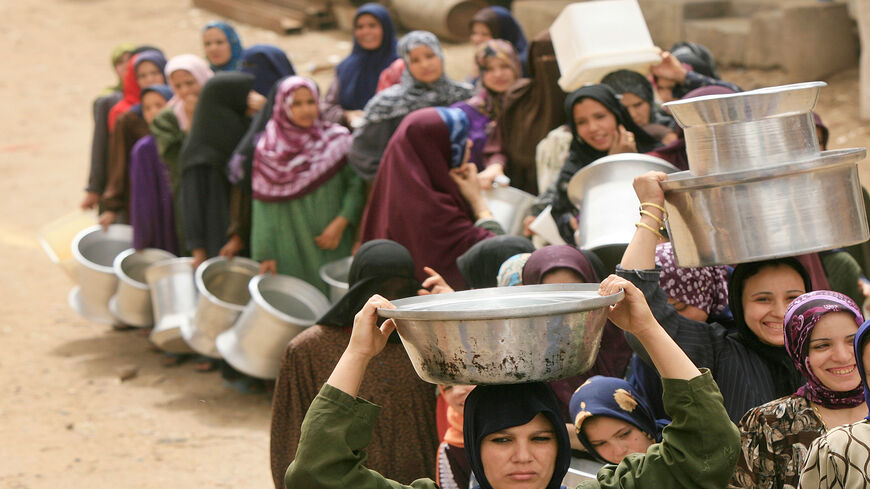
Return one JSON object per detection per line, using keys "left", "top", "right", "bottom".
{"left": 635, "top": 221, "right": 664, "bottom": 240}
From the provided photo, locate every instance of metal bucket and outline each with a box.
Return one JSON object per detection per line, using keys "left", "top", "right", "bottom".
{"left": 216, "top": 274, "right": 331, "bottom": 379}
{"left": 68, "top": 224, "right": 133, "bottom": 325}
{"left": 318, "top": 256, "right": 352, "bottom": 304}
{"left": 483, "top": 186, "right": 536, "bottom": 236}
{"left": 183, "top": 257, "right": 260, "bottom": 358}
{"left": 145, "top": 258, "right": 197, "bottom": 353}
{"left": 109, "top": 248, "right": 177, "bottom": 327}
{"left": 662, "top": 148, "right": 869, "bottom": 267}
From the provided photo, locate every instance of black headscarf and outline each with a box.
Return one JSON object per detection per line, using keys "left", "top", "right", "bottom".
{"left": 670, "top": 42, "right": 720, "bottom": 80}
{"left": 457, "top": 236, "right": 535, "bottom": 289}
{"left": 600, "top": 69, "right": 674, "bottom": 129}
{"left": 317, "top": 240, "right": 421, "bottom": 340}
{"left": 727, "top": 257, "right": 812, "bottom": 398}
{"left": 464, "top": 382, "right": 571, "bottom": 489}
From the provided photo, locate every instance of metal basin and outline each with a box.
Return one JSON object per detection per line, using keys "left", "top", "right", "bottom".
{"left": 69, "top": 224, "right": 133, "bottom": 325}
{"left": 664, "top": 81, "right": 826, "bottom": 176}
{"left": 318, "top": 256, "right": 352, "bottom": 304}
{"left": 662, "top": 148, "right": 868, "bottom": 267}
{"left": 377, "top": 284, "right": 624, "bottom": 385}
{"left": 146, "top": 258, "right": 197, "bottom": 353}
{"left": 567, "top": 153, "right": 678, "bottom": 252}
{"left": 109, "top": 248, "right": 177, "bottom": 327}
{"left": 183, "top": 257, "right": 260, "bottom": 358}
{"left": 216, "top": 274, "right": 331, "bottom": 379}
{"left": 483, "top": 186, "right": 536, "bottom": 236}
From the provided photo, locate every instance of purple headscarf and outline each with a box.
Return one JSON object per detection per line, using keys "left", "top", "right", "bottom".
{"left": 784, "top": 290, "right": 865, "bottom": 408}
{"left": 655, "top": 242, "right": 729, "bottom": 316}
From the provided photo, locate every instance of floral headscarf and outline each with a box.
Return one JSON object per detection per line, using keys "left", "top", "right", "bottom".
{"left": 469, "top": 40, "right": 521, "bottom": 120}
{"left": 497, "top": 252, "right": 531, "bottom": 287}
{"left": 785, "top": 290, "right": 865, "bottom": 408}
{"left": 655, "top": 242, "right": 729, "bottom": 316}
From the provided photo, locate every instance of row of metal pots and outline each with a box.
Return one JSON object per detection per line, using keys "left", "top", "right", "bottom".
{"left": 67, "top": 224, "right": 353, "bottom": 380}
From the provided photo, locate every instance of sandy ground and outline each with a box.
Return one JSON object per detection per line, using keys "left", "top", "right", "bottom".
{"left": 0, "top": 1, "right": 868, "bottom": 487}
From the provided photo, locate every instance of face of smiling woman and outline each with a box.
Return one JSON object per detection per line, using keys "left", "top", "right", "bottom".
{"left": 807, "top": 311, "right": 861, "bottom": 392}
{"left": 573, "top": 98, "right": 619, "bottom": 152}
{"left": 479, "top": 413, "right": 558, "bottom": 489}
{"left": 741, "top": 264, "right": 806, "bottom": 346}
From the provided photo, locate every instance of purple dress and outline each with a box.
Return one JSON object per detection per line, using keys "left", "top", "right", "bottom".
{"left": 129, "top": 135, "right": 180, "bottom": 254}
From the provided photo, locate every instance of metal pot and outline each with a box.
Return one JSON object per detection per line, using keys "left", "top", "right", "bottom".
{"left": 664, "top": 81, "right": 826, "bottom": 176}
{"left": 483, "top": 186, "right": 537, "bottom": 236}
{"left": 662, "top": 148, "right": 868, "bottom": 267}
{"left": 146, "top": 258, "right": 197, "bottom": 353}
{"left": 109, "top": 248, "right": 177, "bottom": 327}
{"left": 183, "top": 257, "right": 260, "bottom": 358}
{"left": 567, "top": 154, "right": 678, "bottom": 268}
{"left": 69, "top": 224, "right": 133, "bottom": 325}
{"left": 216, "top": 274, "right": 331, "bottom": 379}
{"left": 318, "top": 256, "right": 352, "bottom": 304}
{"left": 377, "top": 284, "right": 624, "bottom": 385}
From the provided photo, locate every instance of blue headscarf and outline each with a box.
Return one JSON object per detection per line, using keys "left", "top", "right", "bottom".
{"left": 570, "top": 375, "right": 669, "bottom": 463}
{"left": 239, "top": 44, "right": 295, "bottom": 96}
{"left": 134, "top": 50, "right": 168, "bottom": 80}
{"left": 203, "top": 21, "right": 243, "bottom": 71}
{"left": 435, "top": 107, "right": 470, "bottom": 168}
{"left": 471, "top": 6, "right": 528, "bottom": 73}
{"left": 335, "top": 3, "right": 398, "bottom": 110}
{"left": 854, "top": 319, "right": 870, "bottom": 419}
{"left": 131, "top": 84, "right": 174, "bottom": 117}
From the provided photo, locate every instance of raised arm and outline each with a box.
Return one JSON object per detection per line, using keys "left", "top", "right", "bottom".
{"left": 619, "top": 171, "right": 669, "bottom": 271}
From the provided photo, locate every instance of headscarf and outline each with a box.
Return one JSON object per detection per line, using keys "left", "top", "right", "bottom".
{"left": 203, "top": 21, "right": 243, "bottom": 71}
{"left": 252, "top": 76, "right": 353, "bottom": 201}
{"left": 360, "top": 108, "right": 494, "bottom": 290}
{"left": 728, "top": 258, "right": 812, "bottom": 398}
{"left": 570, "top": 376, "right": 668, "bottom": 463}
{"left": 317, "top": 239, "right": 420, "bottom": 336}
{"left": 468, "top": 40, "right": 522, "bottom": 120}
{"left": 361, "top": 31, "right": 473, "bottom": 125}
{"left": 238, "top": 44, "right": 295, "bottom": 96}
{"left": 464, "top": 383, "right": 571, "bottom": 489}
{"left": 784, "top": 290, "right": 865, "bottom": 408}
{"left": 855, "top": 319, "right": 870, "bottom": 419}
{"left": 655, "top": 242, "right": 729, "bottom": 316}
{"left": 438, "top": 385, "right": 468, "bottom": 448}
{"left": 522, "top": 245, "right": 597, "bottom": 286}
{"left": 670, "top": 42, "right": 720, "bottom": 80}
{"left": 434, "top": 107, "right": 470, "bottom": 168}
{"left": 457, "top": 236, "right": 535, "bottom": 289}
{"left": 105, "top": 42, "right": 136, "bottom": 93}
{"left": 108, "top": 50, "right": 168, "bottom": 130}
{"left": 469, "top": 7, "right": 528, "bottom": 71}
{"left": 132, "top": 84, "right": 174, "bottom": 117}
{"left": 164, "top": 54, "right": 214, "bottom": 131}
{"left": 336, "top": 3, "right": 398, "bottom": 110}
{"left": 497, "top": 252, "right": 531, "bottom": 287}
{"left": 601, "top": 69, "right": 654, "bottom": 109}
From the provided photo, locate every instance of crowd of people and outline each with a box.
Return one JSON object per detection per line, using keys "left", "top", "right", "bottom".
{"left": 81, "top": 3, "right": 870, "bottom": 488}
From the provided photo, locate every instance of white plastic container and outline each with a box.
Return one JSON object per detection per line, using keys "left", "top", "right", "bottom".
{"left": 550, "top": 0, "right": 661, "bottom": 92}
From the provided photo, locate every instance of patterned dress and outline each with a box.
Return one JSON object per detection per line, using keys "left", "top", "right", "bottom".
{"left": 799, "top": 419, "right": 870, "bottom": 489}
{"left": 731, "top": 395, "right": 825, "bottom": 489}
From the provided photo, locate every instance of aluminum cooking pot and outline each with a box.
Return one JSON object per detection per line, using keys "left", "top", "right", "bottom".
{"left": 378, "top": 284, "right": 623, "bottom": 385}
{"left": 318, "top": 256, "right": 352, "bottom": 304}
{"left": 109, "top": 248, "right": 176, "bottom": 327}
{"left": 216, "top": 274, "right": 331, "bottom": 379}
{"left": 183, "top": 256, "right": 260, "bottom": 358}
{"left": 68, "top": 224, "right": 133, "bottom": 325}
{"left": 146, "top": 258, "right": 197, "bottom": 353}
{"left": 662, "top": 148, "right": 868, "bottom": 267}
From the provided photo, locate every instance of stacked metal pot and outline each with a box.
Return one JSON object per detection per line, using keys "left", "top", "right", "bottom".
{"left": 661, "top": 81, "right": 869, "bottom": 267}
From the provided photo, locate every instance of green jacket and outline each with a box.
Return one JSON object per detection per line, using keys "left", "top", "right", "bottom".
{"left": 285, "top": 369, "right": 739, "bottom": 489}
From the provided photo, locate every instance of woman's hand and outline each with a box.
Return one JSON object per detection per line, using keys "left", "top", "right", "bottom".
{"left": 98, "top": 211, "right": 116, "bottom": 230}
{"left": 449, "top": 162, "right": 491, "bottom": 219}
{"left": 418, "top": 266, "right": 454, "bottom": 295}
{"left": 219, "top": 234, "right": 244, "bottom": 259}
{"left": 633, "top": 171, "right": 668, "bottom": 206}
{"left": 80, "top": 192, "right": 99, "bottom": 210}
{"left": 347, "top": 295, "right": 397, "bottom": 361}
{"left": 259, "top": 259, "right": 277, "bottom": 275}
{"left": 477, "top": 163, "right": 504, "bottom": 190}
{"left": 650, "top": 51, "right": 688, "bottom": 85}
{"left": 608, "top": 125, "right": 638, "bottom": 155}
{"left": 599, "top": 274, "right": 659, "bottom": 337}
{"left": 191, "top": 248, "right": 208, "bottom": 270}
{"left": 315, "top": 216, "right": 349, "bottom": 250}
{"left": 344, "top": 110, "right": 364, "bottom": 128}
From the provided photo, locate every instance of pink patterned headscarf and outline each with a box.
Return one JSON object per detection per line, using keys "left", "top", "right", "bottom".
{"left": 655, "top": 242, "right": 729, "bottom": 316}
{"left": 784, "top": 290, "right": 865, "bottom": 408}
{"left": 252, "top": 76, "right": 352, "bottom": 201}
{"left": 164, "top": 54, "right": 214, "bottom": 131}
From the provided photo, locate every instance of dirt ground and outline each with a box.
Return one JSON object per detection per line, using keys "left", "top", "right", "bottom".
{"left": 0, "top": 1, "right": 868, "bottom": 487}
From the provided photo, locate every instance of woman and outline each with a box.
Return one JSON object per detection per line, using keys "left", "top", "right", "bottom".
{"left": 284, "top": 275, "right": 741, "bottom": 489}
{"left": 619, "top": 171, "right": 812, "bottom": 422}
{"left": 320, "top": 3, "right": 398, "bottom": 128}
{"left": 436, "top": 384, "right": 476, "bottom": 489}
{"left": 650, "top": 42, "right": 740, "bottom": 103}
{"left": 600, "top": 69, "right": 675, "bottom": 141}
{"left": 468, "top": 6, "right": 528, "bottom": 71}
{"left": 732, "top": 291, "right": 866, "bottom": 489}
{"left": 360, "top": 107, "right": 502, "bottom": 290}
{"left": 348, "top": 31, "right": 473, "bottom": 181}
{"left": 202, "top": 21, "right": 243, "bottom": 72}
{"left": 108, "top": 49, "right": 167, "bottom": 131}
{"left": 456, "top": 235, "right": 535, "bottom": 290}
{"left": 249, "top": 76, "right": 365, "bottom": 293}
{"left": 270, "top": 239, "right": 438, "bottom": 489}
{"left": 496, "top": 252, "right": 532, "bottom": 287}
{"left": 550, "top": 85, "right": 660, "bottom": 244}
{"left": 570, "top": 375, "right": 667, "bottom": 464}
{"left": 799, "top": 318, "right": 870, "bottom": 489}
{"left": 238, "top": 44, "right": 295, "bottom": 97}
{"left": 452, "top": 40, "right": 521, "bottom": 188}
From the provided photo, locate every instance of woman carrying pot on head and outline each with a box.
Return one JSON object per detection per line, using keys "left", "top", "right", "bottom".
{"left": 732, "top": 291, "right": 866, "bottom": 489}
{"left": 618, "top": 171, "right": 812, "bottom": 422}
{"left": 549, "top": 84, "right": 661, "bottom": 245}
{"left": 284, "top": 274, "right": 740, "bottom": 489}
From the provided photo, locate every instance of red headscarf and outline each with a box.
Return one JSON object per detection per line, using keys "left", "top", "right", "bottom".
{"left": 108, "top": 54, "right": 142, "bottom": 131}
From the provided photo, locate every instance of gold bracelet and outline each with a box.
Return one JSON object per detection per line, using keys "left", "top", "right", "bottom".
{"left": 639, "top": 202, "right": 668, "bottom": 220}
{"left": 635, "top": 222, "right": 664, "bottom": 240}
{"left": 639, "top": 209, "right": 664, "bottom": 227}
